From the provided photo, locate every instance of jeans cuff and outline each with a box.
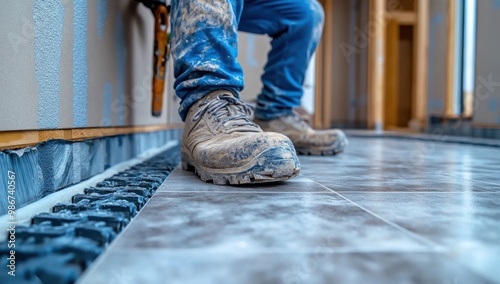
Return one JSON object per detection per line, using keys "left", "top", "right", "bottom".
{"left": 254, "top": 107, "right": 294, "bottom": 121}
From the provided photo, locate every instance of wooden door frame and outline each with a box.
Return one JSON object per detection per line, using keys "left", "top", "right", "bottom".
{"left": 367, "top": 0, "right": 386, "bottom": 131}
{"left": 314, "top": 0, "right": 430, "bottom": 131}
{"left": 412, "top": 0, "right": 429, "bottom": 129}
{"left": 314, "top": 0, "right": 334, "bottom": 129}
{"left": 368, "top": 0, "right": 429, "bottom": 131}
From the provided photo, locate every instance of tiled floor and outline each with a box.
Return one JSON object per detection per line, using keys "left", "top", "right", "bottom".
{"left": 79, "top": 136, "right": 500, "bottom": 284}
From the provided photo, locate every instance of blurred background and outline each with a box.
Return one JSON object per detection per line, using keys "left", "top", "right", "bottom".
{"left": 304, "top": 0, "right": 500, "bottom": 138}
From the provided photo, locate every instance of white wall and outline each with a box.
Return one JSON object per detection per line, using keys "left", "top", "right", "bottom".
{"left": 0, "top": 0, "right": 177, "bottom": 131}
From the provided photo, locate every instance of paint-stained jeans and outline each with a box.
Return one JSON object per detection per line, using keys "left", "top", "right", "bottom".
{"left": 170, "top": 0, "right": 324, "bottom": 121}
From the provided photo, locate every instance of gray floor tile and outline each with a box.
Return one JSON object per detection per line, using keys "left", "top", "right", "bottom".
{"left": 79, "top": 251, "right": 493, "bottom": 284}
{"left": 158, "top": 167, "right": 331, "bottom": 193}
{"left": 340, "top": 192, "right": 500, "bottom": 282}
{"left": 111, "top": 192, "right": 429, "bottom": 252}
{"left": 298, "top": 137, "right": 500, "bottom": 192}
{"left": 443, "top": 169, "right": 500, "bottom": 187}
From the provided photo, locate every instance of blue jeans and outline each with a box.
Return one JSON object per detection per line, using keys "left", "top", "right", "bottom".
{"left": 170, "top": 0, "right": 324, "bottom": 121}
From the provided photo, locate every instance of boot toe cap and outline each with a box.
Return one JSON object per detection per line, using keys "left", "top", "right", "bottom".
{"left": 193, "top": 132, "right": 298, "bottom": 169}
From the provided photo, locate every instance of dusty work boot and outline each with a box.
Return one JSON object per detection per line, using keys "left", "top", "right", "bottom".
{"left": 254, "top": 112, "right": 348, "bottom": 155}
{"left": 181, "top": 90, "right": 301, "bottom": 185}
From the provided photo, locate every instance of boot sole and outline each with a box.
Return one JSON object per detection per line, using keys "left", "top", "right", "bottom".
{"left": 295, "top": 133, "right": 349, "bottom": 156}
{"left": 295, "top": 146, "right": 344, "bottom": 156}
{"left": 181, "top": 147, "right": 301, "bottom": 185}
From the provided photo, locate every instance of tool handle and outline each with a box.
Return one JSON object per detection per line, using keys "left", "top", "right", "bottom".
{"left": 151, "top": 5, "right": 170, "bottom": 117}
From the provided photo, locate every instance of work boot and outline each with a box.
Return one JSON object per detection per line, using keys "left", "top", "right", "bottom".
{"left": 181, "top": 90, "right": 301, "bottom": 185}
{"left": 254, "top": 112, "right": 348, "bottom": 155}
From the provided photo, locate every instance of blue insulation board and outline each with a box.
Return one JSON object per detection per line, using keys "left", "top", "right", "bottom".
{"left": 0, "top": 129, "right": 181, "bottom": 215}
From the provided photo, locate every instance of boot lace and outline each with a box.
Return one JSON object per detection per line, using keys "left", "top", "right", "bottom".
{"left": 192, "top": 94, "right": 258, "bottom": 130}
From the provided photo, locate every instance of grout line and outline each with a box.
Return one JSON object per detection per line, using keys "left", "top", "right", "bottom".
{"left": 156, "top": 190, "right": 499, "bottom": 194}
{"left": 0, "top": 141, "right": 179, "bottom": 242}
{"left": 304, "top": 179, "right": 498, "bottom": 193}
{"left": 156, "top": 191, "right": 332, "bottom": 194}
{"left": 441, "top": 173, "right": 500, "bottom": 188}
{"left": 310, "top": 180, "right": 446, "bottom": 252}
{"left": 107, "top": 247, "right": 440, "bottom": 254}
{"left": 321, "top": 191, "right": 498, "bottom": 194}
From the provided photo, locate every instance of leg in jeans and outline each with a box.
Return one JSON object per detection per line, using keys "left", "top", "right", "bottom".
{"left": 170, "top": 0, "right": 244, "bottom": 121}
{"left": 170, "top": 0, "right": 323, "bottom": 121}
{"left": 238, "top": 0, "right": 324, "bottom": 120}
